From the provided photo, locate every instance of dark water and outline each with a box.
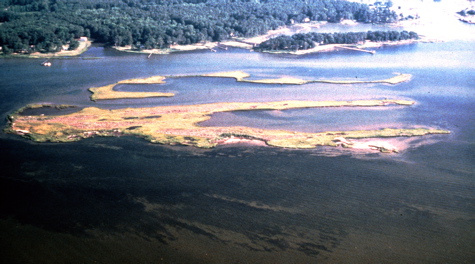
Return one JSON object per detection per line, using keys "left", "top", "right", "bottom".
{"left": 1, "top": 3, "right": 474, "bottom": 263}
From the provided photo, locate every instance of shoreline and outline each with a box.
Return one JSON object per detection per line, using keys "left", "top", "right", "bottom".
{"left": 111, "top": 21, "right": 431, "bottom": 56}
{"left": 114, "top": 36, "right": 430, "bottom": 56}
{"left": 261, "top": 37, "right": 436, "bottom": 56}
{"left": 6, "top": 41, "right": 92, "bottom": 58}
{"left": 2, "top": 20, "right": 440, "bottom": 58}
{"left": 5, "top": 100, "right": 449, "bottom": 152}
{"left": 112, "top": 22, "right": 326, "bottom": 55}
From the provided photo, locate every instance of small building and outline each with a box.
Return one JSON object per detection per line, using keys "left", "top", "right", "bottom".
{"left": 79, "top": 37, "right": 88, "bottom": 42}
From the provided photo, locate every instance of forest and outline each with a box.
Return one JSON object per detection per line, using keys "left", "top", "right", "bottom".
{"left": 255, "top": 30, "right": 419, "bottom": 51}
{"left": 0, "top": 0, "right": 398, "bottom": 54}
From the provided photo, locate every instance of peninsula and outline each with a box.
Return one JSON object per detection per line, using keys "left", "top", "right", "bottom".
{"left": 6, "top": 100, "right": 449, "bottom": 152}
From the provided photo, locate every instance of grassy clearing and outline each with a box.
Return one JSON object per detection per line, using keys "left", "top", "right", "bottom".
{"left": 6, "top": 100, "right": 449, "bottom": 151}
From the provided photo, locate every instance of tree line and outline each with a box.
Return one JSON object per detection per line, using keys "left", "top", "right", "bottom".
{"left": 0, "top": 0, "right": 398, "bottom": 54}
{"left": 255, "top": 30, "right": 419, "bottom": 51}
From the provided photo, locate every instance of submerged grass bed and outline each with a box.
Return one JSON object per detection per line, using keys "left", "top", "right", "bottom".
{"left": 6, "top": 100, "right": 449, "bottom": 151}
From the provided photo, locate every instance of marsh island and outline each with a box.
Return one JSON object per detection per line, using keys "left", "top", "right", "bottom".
{"left": 6, "top": 99, "right": 449, "bottom": 152}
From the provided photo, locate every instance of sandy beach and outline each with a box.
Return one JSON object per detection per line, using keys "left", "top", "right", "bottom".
{"left": 19, "top": 41, "right": 92, "bottom": 58}
{"left": 112, "top": 22, "right": 332, "bottom": 55}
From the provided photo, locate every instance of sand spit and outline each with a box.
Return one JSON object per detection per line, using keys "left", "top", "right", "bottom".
{"left": 89, "top": 76, "right": 173, "bottom": 101}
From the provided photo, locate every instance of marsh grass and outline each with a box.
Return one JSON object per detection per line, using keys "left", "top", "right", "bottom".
{"left": 7, "top": 100, "right": 449, "bottom": 151}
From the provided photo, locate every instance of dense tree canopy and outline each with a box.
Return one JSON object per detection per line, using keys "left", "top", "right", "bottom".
{"left": 255, "top": 30, "right": 419, "bottom": 51}
{"left": 0, "top": 0, "right": 398, "bottom": 54}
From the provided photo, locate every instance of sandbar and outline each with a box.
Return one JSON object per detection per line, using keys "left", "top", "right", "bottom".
{"left": 88, "top": 71, "right": 412, "bottom": 101}
{"left": 177, "top": 71, "right": 412, "bottom": 85}
{"left": 89, "top": 76, "right": 173, "bottom": 101}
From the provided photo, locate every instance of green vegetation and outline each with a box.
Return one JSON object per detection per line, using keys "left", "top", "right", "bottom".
{"left": 5, "top": 100, "right": 449, "bottom": 151}
{"left": 0, "top": 0, "right": 398, "bottom": 54}
{"left": 256, "top": 30, "right": 419, "bottom": 52}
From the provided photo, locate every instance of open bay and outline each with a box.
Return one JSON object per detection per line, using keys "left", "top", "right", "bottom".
{"left": 0, "top": 1, "right": 474, "bottom": 262}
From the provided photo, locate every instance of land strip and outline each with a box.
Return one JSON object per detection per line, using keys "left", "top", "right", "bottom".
{"left": 6, "top": 100, "right": 449, "bottom": 152}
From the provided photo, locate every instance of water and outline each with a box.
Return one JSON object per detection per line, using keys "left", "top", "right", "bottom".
{"left": 0, "top": 1, "right": 474, "bottom": 263}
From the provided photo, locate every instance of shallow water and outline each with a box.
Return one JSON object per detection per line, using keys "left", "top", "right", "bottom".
{"left": 0, "top": 1, "right": 474, "bottom": 263}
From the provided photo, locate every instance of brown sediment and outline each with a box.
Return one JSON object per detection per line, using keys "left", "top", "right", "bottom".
{"left": 5, "top": 100, "right": 449, "bottom": 151}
